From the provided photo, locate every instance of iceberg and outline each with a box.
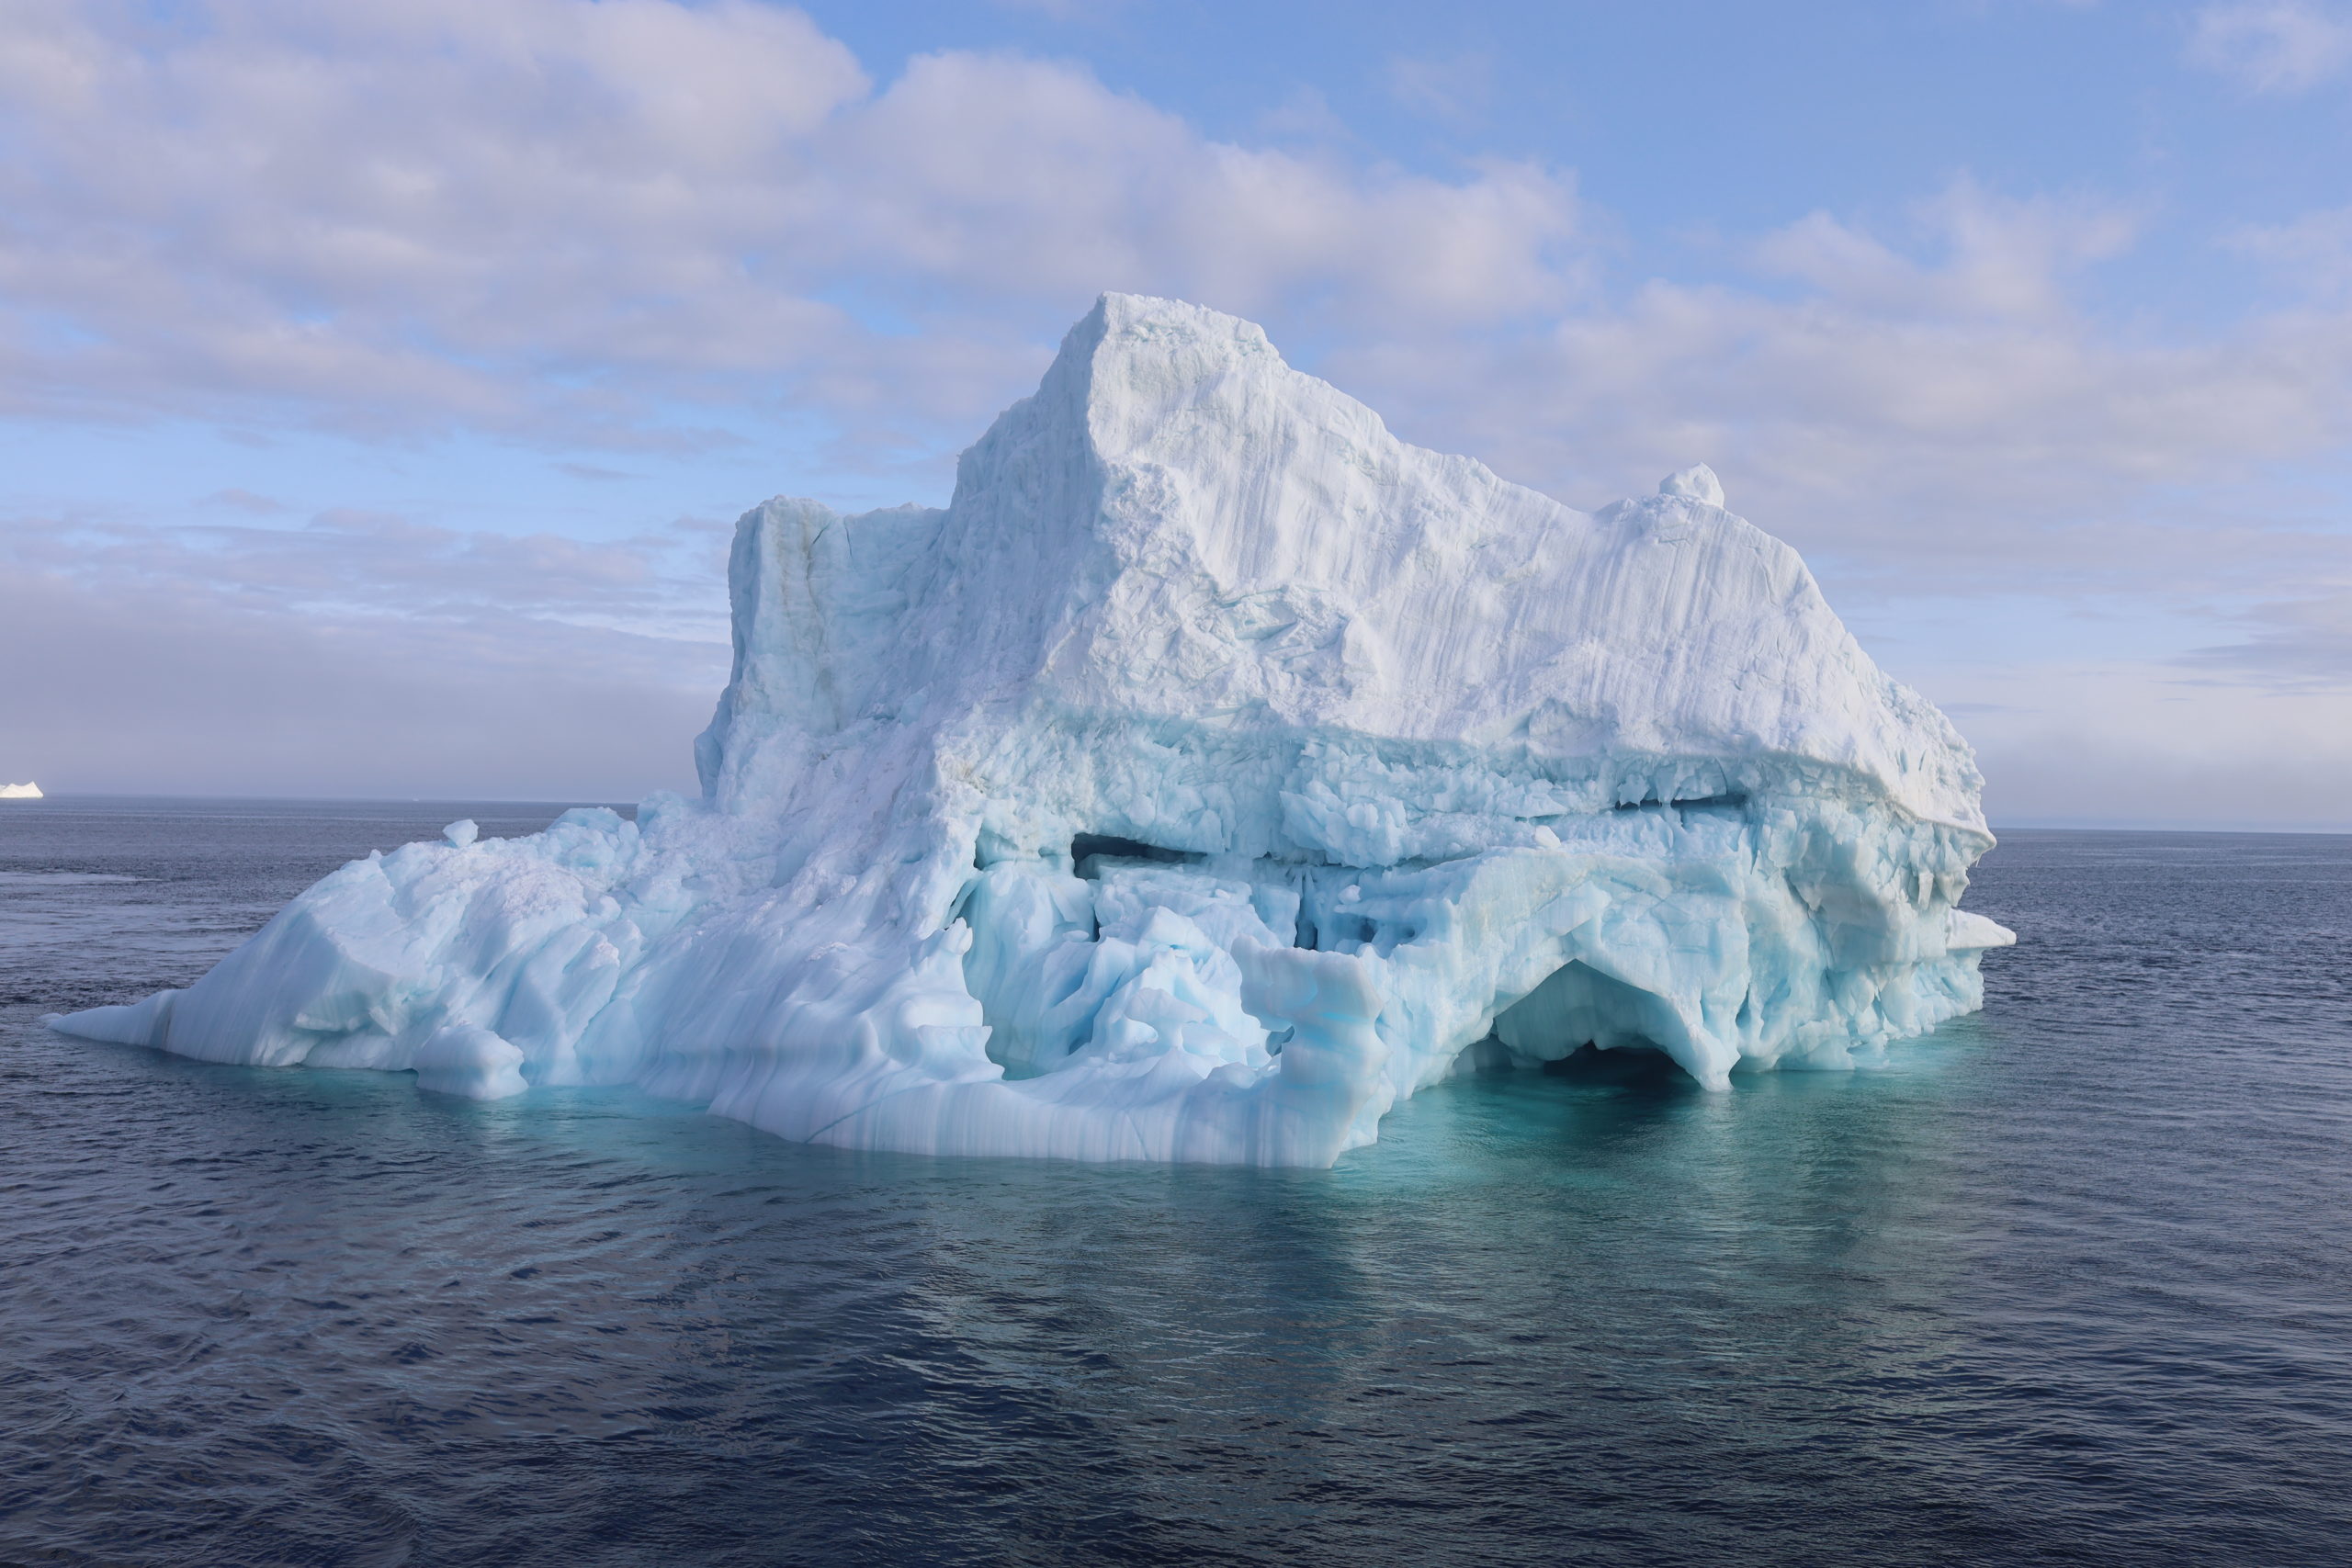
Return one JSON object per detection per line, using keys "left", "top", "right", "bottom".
{"left": 51, "top": 295, "right": 2012, "bottom": 1166}
{"left": 1, "top": 782, "right": 40, "bottom": 799}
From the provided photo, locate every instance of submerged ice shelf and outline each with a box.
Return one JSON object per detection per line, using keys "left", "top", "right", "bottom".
{"left": 51, "top": 294, "right": 2012, "bottom": 1166}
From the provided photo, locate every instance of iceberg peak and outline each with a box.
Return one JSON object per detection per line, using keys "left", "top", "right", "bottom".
{"left": 1659, "top": 463, "right": 1724, "bottom": 507}
{"left": 52, "top": 295, "right": 2011, "bottom": 1167}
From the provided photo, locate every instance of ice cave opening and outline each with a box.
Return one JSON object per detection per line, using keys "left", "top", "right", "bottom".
{"left": 1484, "top": 960, "right": 1684, "bottom": 1075}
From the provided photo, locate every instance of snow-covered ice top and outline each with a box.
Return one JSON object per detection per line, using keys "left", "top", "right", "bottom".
{"left": 52, "top": 294, "right": 2010, "bottom": 1167}
{"left": 0, "top": 782, "right": 41, "bottom": 799}
{"left": 704, "top": 293, "right": 1986, "bottom": 851}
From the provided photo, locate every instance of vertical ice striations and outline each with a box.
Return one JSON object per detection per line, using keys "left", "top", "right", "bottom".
{"left": 51, "top": 294, "right": 2011, "bottom": 1166}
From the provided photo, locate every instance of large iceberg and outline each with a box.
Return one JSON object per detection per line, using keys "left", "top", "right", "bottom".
{"left": 51, "top": 295, "right": 2012, "bottom": 1166}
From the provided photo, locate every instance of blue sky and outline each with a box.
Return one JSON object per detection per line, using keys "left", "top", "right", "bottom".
{"left": 4, "top": 0, "right": 2351, "bottom": 825}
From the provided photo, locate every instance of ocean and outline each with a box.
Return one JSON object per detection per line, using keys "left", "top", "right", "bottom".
{"left": 3, "top": 797, "right": 2348, "bottom": 1566}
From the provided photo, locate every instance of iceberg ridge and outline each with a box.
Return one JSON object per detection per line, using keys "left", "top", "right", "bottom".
{"left": 51, "top": 294, "right": 2012, "bottom": 1166}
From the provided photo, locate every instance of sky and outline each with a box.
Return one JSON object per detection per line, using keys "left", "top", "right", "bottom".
{"left": 3, "top": 0, "right": 2351, "bottom": 827}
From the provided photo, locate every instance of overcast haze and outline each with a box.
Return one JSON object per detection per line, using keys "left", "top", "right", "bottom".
{"left": 5, "top": 0, "right": 2352, "bottom": 825}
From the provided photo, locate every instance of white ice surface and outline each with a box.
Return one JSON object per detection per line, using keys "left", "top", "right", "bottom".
{"left": 51, "top": 294, "right": 2012, "bottom": 1166}
{"left": 1, "top": 783, "right": 41, "bottom": 799}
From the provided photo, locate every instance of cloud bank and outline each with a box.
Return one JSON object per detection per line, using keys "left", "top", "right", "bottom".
{"left": 0, "top": 509, "right": 728, "bottom": 797}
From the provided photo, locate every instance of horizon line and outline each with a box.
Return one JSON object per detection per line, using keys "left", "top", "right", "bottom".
{"left": 6, "top": 792, "right": 2350, "bottom": 837}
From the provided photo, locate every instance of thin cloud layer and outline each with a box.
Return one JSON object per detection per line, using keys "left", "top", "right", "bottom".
{"left": 0, "top": 509, "right": 728, "bottom": 796}
{"left": 2188, "top": 589, "right": 2352, "bottom": 683}
{"left": 2188, "top": 1, "right": 2352, "bottom": 93}
{"left": 1961, "top": 658, "right": 2352, "bottom": 828}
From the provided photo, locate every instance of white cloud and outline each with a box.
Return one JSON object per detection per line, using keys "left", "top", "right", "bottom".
{"left": 1325, "top": 180, "right": 2352, "bottom": 605}
{"left": 1752, "top": 181, "right": 2139, "bottom": 321}
{"left": 0, "top": 1, "right": 1581, "bottom": 450}
{"left": 2188, "top": 2, "right": 2352, "bottom": 93}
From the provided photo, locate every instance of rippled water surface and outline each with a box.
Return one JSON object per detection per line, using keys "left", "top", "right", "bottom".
{"left": 4, "top": 797, "right": 2350, "bottom": 1566}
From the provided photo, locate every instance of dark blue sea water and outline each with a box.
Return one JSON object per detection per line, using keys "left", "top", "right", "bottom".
{"left": 3, "top": 797, "right": 2349, "bottom": 1567}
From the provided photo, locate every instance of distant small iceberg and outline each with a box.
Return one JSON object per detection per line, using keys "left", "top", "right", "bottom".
{"left": 0, "top": 782, "right": 40, "bottom": 799}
